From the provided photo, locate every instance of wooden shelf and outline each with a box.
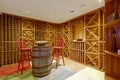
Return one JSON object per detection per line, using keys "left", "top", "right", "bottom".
{"left": 72, "top": 40, "right": 85, "bottom": 42}
{"left": 105, "top": 50, "right": 120, "bottom": 57}
{"left": 105, "top": 19, "right": 120, "bottom": 28}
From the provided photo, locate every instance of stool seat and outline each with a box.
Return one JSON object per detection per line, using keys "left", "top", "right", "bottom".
{"left": 53, "top": 47, "right": 62, "bottom": 49}
{"left": 21, "top": 48, "right": 31, "bottom": 51}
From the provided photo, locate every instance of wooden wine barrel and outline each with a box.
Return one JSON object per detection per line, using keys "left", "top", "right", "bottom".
{"left": 32, "top": 45, "right": 52, "bottom": 77}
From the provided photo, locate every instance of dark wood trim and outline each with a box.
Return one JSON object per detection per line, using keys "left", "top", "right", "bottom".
{"left": 105, "top": 0, "right": 113, "bottom": 3}
{"left": 105, "top": 19, "right": 120, "bottom": 28}
{"left": 105, "top": 50, "right": 120, "bottom": 57}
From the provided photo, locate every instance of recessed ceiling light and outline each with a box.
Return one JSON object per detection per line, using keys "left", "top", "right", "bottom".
{"left": 56, "top": 17, "right": 62, "bottom": 19}
{"left": 26, "top": 10, "right": 31, "bottom": 14}
{"left": 69, "top": 10, "right": 75, "bottom": 13}
{"left": 55, "top": 17, "right": 58, "bottom": 19}
{"left": 98, "top": 0, "right": 102, "bottom": 3}
{"left": 49, "top": 16, "right": 53, "bottom": 17}
{"left": 80, "top": 4, "right": 86, "bottom": 8}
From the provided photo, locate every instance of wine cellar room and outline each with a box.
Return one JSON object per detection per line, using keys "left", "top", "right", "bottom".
{"left": 0, "top": 0, "right": 120, "bottom": 80}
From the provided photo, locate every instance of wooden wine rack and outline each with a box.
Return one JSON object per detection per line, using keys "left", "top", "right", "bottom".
{"left": 45, "top": 23, "right": 55, "bottom": 46}
{"left": 22, "top": 19, "right": 35, "bottom": 46}
{"left": 1, "top": 14, "right": 22, "bottom": 66}
{"left": 0, "top": 13, "right": 55, "bottom": 67}
{"left": 63, "top": 23, "right": 72, "bottom": 57}
{"left": 35, "top": 21, "right": 46, "bottom": 41}
{"left": 70, "top": 41, "right": 85, "bottom": 63}
{"left": 0, "top": 14, "right": 2, "bottom": 67}
{"left": 68, "top": 9, "right": 105, "bottom": 70}
{"left": 84, "top": 10, "right": 105, "bottom": 70}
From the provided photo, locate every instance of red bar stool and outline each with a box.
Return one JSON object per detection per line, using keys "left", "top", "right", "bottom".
{"left": 16, "top": 37, "right": 31, "bottom": 74}
{"left": 52, "top": 37, "right": 65, "bottom": 68}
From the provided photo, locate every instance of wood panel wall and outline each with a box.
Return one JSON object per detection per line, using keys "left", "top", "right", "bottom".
{"left": 105, "top": 0, "right": 120, "bottom": 79}
{"left": 105, "top": 51, "right": 120, "bottom": 80}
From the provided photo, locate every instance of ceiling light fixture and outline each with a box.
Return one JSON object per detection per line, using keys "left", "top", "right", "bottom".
{"left": 80, "top": 4, "right": 86, "bottom": 8}
{"left": 26, "top": 10, "right": 31, "bottom": 14}
{"left": 70, "top": 10, "right": 75, "bottom": 13}
{"left": 98, "top": 0, "right": 102, "bottom": 3}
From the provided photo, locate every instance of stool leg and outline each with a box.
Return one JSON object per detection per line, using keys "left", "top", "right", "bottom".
{"left": 18, "top": 57, "right": 21, "bottom": 70}
{"left": 52, "top": 50, "right": 55, "bottom": 63}
{"left": 56, "top": 50, "right": 60, "bottom": 69}
{"left": 28, "top": 50, "right": 31, "bottom": 67}
{"left": 18, "top": 53, "right": 22, "bottom": 71}
{"left": 62, "top": 57, "right": 65, "bottom": 65}
{"left": 21, "top": 60, "right": 24, "bottom": 74}
{"left": 62, "top": 52, "right": 65, "bottom": 65}
{"left": 18, "top": 50, "right": 32, "bottom": 74}
{"left": 21, "top": 52, "right": 25, "bottom": 74}
{"left": 56, "top": 58, "right": 59, "bottom": 69}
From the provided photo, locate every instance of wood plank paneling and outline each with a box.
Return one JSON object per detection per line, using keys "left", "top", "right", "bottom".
{"left": 105, "top": 51, "right": 120, "bottom": 79}
{"left": 105, "top": 0, "right": 114, "bottom": 18}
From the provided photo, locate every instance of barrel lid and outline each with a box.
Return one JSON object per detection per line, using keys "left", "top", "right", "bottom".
{"left": 33, "top": 45, "right": 50, "bottom": 48}
{"left": 35, "top": 41, "right": 47, "bottom": 46}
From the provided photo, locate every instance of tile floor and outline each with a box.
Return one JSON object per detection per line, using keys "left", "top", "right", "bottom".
{"left": 63, "top": 58, "right": 86, "bottom": 72}
{"left": 62, "top": 57, "right": 116, "bottom": 80}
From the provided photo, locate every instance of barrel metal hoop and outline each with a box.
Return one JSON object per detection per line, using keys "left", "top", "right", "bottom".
{"left": 32, "top": 54, "right": 51, "bottom": 58}
{"left": 32, "top": 69, "right": 51, "bottom": 75}
{"left": 32, "top": 49, "right": 50, "bottom": 52}
{"left": 32, "top": 63, "right": 52, "bottom": 69}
